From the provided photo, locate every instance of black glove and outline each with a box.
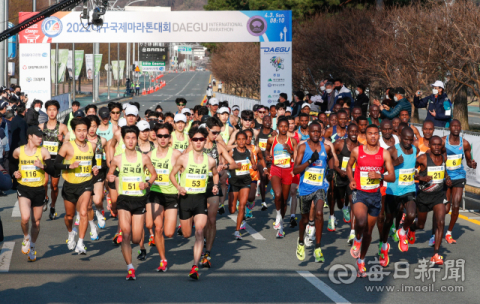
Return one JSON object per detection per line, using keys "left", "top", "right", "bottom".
{"left": 326, "top": 169, "right": 334, "bottom": 182}
{"left": 309, "top": 151, "right": 319, "bottom": 164}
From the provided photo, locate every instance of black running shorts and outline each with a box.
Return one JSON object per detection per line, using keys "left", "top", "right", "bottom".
{"left": 17, "top": 184, "right": 45, "bottom": 207}
{"left": 62, "top": 180, "right": 93, "bottom": 204}
{"left": 179, "top": 193, "right": 207, "bottom": 220}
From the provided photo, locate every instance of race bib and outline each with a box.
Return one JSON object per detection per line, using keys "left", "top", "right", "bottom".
{"left": 95, "top": 154, "right": 102, "bottom": 169}
{"left": 360, "top": 171, "right": 380, "bottom": 190}
{"left": 43, "top": 141, "right": 59, "bottom": 155}
{"left": 235, "top": 159, "right": 250, "bottom": 176}
{"left": 259, "top": 138, "right": 268, "bottom": 151}
{"left": 21, "top": 165, "right": 41, "bottom": 182}
{"left": 185, "top": 173, "right": 207, "bottom": 193}
{"left": 446, "top": 154, "right": 462, "bottom": 170}
{"left": 273, "top": 153, "right": 290, "bottom": 168}
{"left": 428, "top": 166, "right": 445, "bottom": 184}
{"left": 398, "top": 168, "right": 414, "bottom": 186}
{"left": 154, "top": 168, "right": 170, "bottom": 186}
{"left": 75, "top": 161, "right": 92, "bottom": 177}
{"left": 341, "top": 157, "right": 356, "bottom": 172}
{"left": 303, "top": 167, "right": 324, "bottom": 186}
{"left": 121, "top": 176, "right": 142, "bottom": 195}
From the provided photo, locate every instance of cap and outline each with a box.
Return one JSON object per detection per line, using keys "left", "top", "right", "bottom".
{"left": 394, "top": 87, "right": 406, "bottom": 95}
{"left": 301, "top": 103, "right": 311, "bottom": 109}
{"left": 118, "top": 117, "right": 127, "bottom": 127}
{"left": 309, "top": 104, "right": 320, "bottom": 113}
{"left": 431, "top": 80, "right": 445, "bottom": 89}
{"left": 149, "top": 120, "right": 157, "bottom": 130}
{"left": 73, "top": 110, "right": 85, "bottom": 118}
{"left": 125, "top": 106, "right": 138, "bottom": 116}
{"left": 136, "top": 120, "right": 150, "bottom": 131}
{"left": 209, "top": 98, "right": 219, "bottom": 106}
{"left": 99, "top": 107, "right": 110, "bottom": 119}
{"left": 232, "top": 105, "right": 240, "bottom": 111}
{"left": 181, "top": 108, "right": 191, "bottom": 115}
{"left": 122, "top": 103, "right": 129, "bottom": 110}
{"left": 218, "top": 107, "right": 230, "bottom": 114}
{"left": 286, "top": 107, "right": 293, "bottom": 113}
{"left": 253, "top": 104, "right": 260, "bottom": 112}
{"left": 201, "top": 115, "right": 210, "bottom": 123}
{"left": 174, "top": 113, "right": 187, "bottom": 123}
{"left": 0, "top": 101, "right": 7, "bottom": 110}
{"left": 27, "top": 126, "right": 43, "bottom": 137}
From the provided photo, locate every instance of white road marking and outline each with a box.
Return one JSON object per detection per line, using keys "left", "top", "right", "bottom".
{"left": 297, "top": 271, "right": 350, "bottom": 304}
{"left": 228, "top": 214, "right": 265, "bottom": 240}
{"left": 12, "top": 201, "right": 20, "bottom": 217}
{"left": 0, "top": 242, "right": 15, "bottom": 272}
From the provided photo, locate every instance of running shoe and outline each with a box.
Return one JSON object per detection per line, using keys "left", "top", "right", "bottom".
{"left": 314, "top": 248, "right": 324, "bottom": 263}
{"left": 148, "top": 235, "right": 155, "bottom": 246}
{"left": 290, "top": 217, "right": 297, "bottom": 228}
{"left": 117, "top": 231, "right": 123, "bottom": 243}
{"left": 189, "top": 265, "right": 199, "bottom": 280}
{"left": 270, "top": 188, "right": 275, "bottom": 198}
{"left": 323, "top": 201, "right": 328, "bottom": 208}
{"left": 112, "top": 233, "right": 120, "bottom": 245}
{"left": 304, "top": 235, "right": 313, "bottom": 248}
{"left": 397, "top": 230, "right": 409, "bottom": 252}
{"left": 407, "top": 230, "right": 416, "bottom": 244}
{"left": 445, "top": 234, "right": 456, "bottom": 244}
{"left": 261, "top": 202, "right": 268, "bottom": 211}
{"left": 273, "top": 221, "right": 282, "bottom": 230}
{"left": 21, "top": 236, "right": 31, "bottom": 254}
{"left": 49, "top": 207, "right": 57, "bottom": 220}
{"left": 75, "top": 243, "right": 87, "bottom": 255}
{"left": 245, "top": 208, "right": 253, "bottom": 218}
{"left": 177, "top": 225, "right": 183, "bottom": 236}
{"left": 201, "top": 253, "right": 211, "bottom": 268}
{"left": 392, "top": 229, "right": 399, "bottom": 242}
{"left": 296, "top": 238, "right": 305, "bottom": 261}
{"left": 67, "top": 230, "right": 77, "bottom": 250}
{"left": 428, "top": 235, "right": 435, "bottom": 247}
{"left": 357, "top": 260, "right": 367, "bottom": 278}
{"left": 430, "top": 253, "right": 444, "bottom": 266}
{"left": 90, "top": 227, "right": 99, "bottom": 241}
{"left": 400, "top": 213, "right": 406, "bottom": 225}
{"left": 96, "top": 210, "right": 106, "bottom": 229}
{"left": 74, "top": 214, "right": 80, "bottom": 226}
{"left": 388, "top": 223, "right": 396, "bottom": 237}
{"left": 156, "top": 260, "right": 168, "bottom": 272}
{"left": 327, "top": 217, "right": 336, "bottom": 232}
{"left": 126, "top": 269, "right": 136, "bottom": 280}
{"left": 240, "top": 220, "right": 246, "bottom": 230}
{"left": 379, "top": 243, "right": 390, "bottom": 267}
{"left": 247, "top": 201, "right": 255, "bottom": 210}
{"left": 351, "top": 239, "right": 361, "bottom": 259}
{"left": 276, "top": 229, "right": 285, "bottom": 238}
{"left": 43, "top": 196, "right": 49, "bottom": 212}
{"left": 307, "top": 225, "right": 316, "bottom": 239}
{"left": 218, "top": 204, "right": 225, "bottom": 215}
{"left": 378, "top": 241, "right": 383, "bottom": 256}
{"left": 342, "top": 207, "right": 351, "bottom": 223}
{"left": 28, "top": 249, "right": 37, "bottom": 262}
{"left": 348, "top": 233, "right": 355, "bottom": 245}
{"left": 137, "top": 249, "right": 147, "bottom": 261}
{"left": 234, "top": 231, "right": 242, "bottom": 240}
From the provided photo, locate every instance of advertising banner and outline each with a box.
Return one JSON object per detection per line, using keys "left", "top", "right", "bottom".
{"left": 8, "top": 62, "right": 15, "bottom": 76}
{"left": 141, "top": 61, "right": 165, "bottom": 72}
{"left": 85, "top": 54, "right": 93, "bottom": 79}
{"left": 74, "top": 50, "right": 84, "bottom": 80}
{"left": 95, "top": 54, "right": 103, "bottom": 76}
{"left": 18, "top": 11, "right": 292, "bottom": 43}
{"left": 139, "top": 43, "right": 167, "bottom": 61}
{"left": 112, "top": 60, "right": 125, "bottom": 81}
{"left": 260, "top": 42, "right": 292, "bottom": 106}
{"left": 19, "top": 43, "right": 51, "bottom": 107}
{"left": 67, "top": 50, "right": 73, "bottom": 79}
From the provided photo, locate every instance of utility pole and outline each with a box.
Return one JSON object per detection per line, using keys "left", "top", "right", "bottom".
{"left": 92, "top": 43, "right": 96, "bottom": 103}
{"left": 4, "top": 0, "right": 9, "bottom": 85}
{"left": 0, "top": 0, "right": 5, "bottom": 87}
{"left": 72, "top": 43, "right": 76, "bottom": 103}
{"left": 117, "top": 43, "right": 120, "bottom": 97}
{"left": 107, "top": 43, "right": 110, "bottom": 99}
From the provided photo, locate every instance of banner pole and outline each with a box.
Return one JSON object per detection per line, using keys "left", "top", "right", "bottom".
{"left": 72, "top": 43, "right": 75, "bottom": 103}
{"left": 107, "top": 43, "right": 110, "bottom": 100}
{"left": 117, "top": 43, "right": 120, "bottom": 98}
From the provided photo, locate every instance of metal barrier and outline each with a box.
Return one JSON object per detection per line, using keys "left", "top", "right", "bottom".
{"left": 214, "top": 92, "right": 260, "bottom": 112}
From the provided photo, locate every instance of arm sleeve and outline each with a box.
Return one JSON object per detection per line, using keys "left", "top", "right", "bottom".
{"left": 43, "top": 159, "right": 56, "bottom": 176}
{"left": 9, "top": 156, "right": 19, "bottom": 176}
{"left": 63, "top": 115, "right": 70, "bottom": 126}
{"left": 54, "top": 155, "right": 71, "bottom": 170}
{"left": 413, "top": 96, "right": 428, "bottom": 108}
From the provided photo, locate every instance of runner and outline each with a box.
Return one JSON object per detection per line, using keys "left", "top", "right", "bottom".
{"left": 414, "top": 120, "right": 434, "bottom": 156}
{"left": 97, "top": 107, "right": 118, "bottom": 142}
{"left": 296, "top": 113, "right": 310, "bottom": 142}
{"left": 245, "top": 129, "right": 265, "bottom": 218}
{"left": 333, "top": 124, "right": 359, "bottom": 243}
{"left": 39, "top": 100, "right": 68, "bottom": 220}
{"left": 265, "top": 117, "right": 298, "bottom": 238}
{"left": 257, "top": 116, "right": 276, "bottom": 211}
{"left": 148, "top": 123, "right": 182, "bottom": 272}
{"left": 273, "top": 103, "right": 287, "bottom": 130}
{"left": 367, "top": 105, "right": 382, "bottom": 126}
{"left": 392, "top": 117, "right": 401, "bottom": 137}
{"left": 254, "top": 106, "right": 266, "bottom": 129}
{"left": 107, "top": 125, "right": 157, "bottom": 280}
{"left": 55, "top": 117, "right": 99, "bottom": 255}
{"left": 228, "top": 131, "right": 257, "bottom": 240}
{"left": 318, "top": 113, "right": 328, "bottom": 129}
{"left": 169, "top": 126, "right": 219, "bottom": 280}
{"left": 328, "top": 113, "right": 337, "bottom": 129}
{"left": 443, "top": 119, "right": 477, "bottom": 244}
{"left": 230, "top": 105, "right": 240, "bottom": 129}
{"left": 294, "top": 122, "right": 334, "bottom": 262}
{"left": 325, "top": 110, "right": 348, "bottom": 143}
{"left": 356, "top": 116, "right": 368, "bottom": 145}
{"left": 410, "top": 135, "right": 451, "bottom": 265}
{"left": 399, "top": 110, "right": 421, "bottom": 139}
{"left": 175, "top": 97, "right": 187, "bottom": 114}
{"left": 380, "top": 127, "right": 418, "bottom": 267}
{"left": 217, "top": 107, "right": 234, "bottom": 145}
{"left": 351, "top": 107, "right": 363, "bottom": 124}
{"left": 346, "top": 124, "right": 395, "bottom": 277}
{"left": 171, "top": 114, "right": 189, "bottom": 153}
{"left": 109, "top": 102, "right": 122, "bottom": 127}
{"left": 12, "top": 126, "right": 55, "bottom": 262}
{"left": 164, "top": 112, "right": 175, "bottom": 126}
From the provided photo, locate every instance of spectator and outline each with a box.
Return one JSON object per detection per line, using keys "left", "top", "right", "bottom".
{"left": 63, "top": 101, "right": 80, "bottom": 127}
{"left": 414, "top": 80, "right": 452, "bottom": 128}
{"left": 25, "top": 99, "right": 43, "bottom": 127}
{"left": 333, "top": 78, "right": 353, "bottom": 106}
{"left": 0, "top": 164, "right": 13, "bottom": 197}
{"left": 354, "top": 85, "right": 370, "bottom": 116}
{"left": 9, "top": 104, "right": 28, "bottom": 189}
{"left": 278, "top": 93, "right": 288, "bottom": 104}
{"left": 0, "top": 102, "right": 10, "bottom": 168}
{"left": 315, "top": 81, "right": 335, "bottom": 112}
{"left": 378, "top": 87, "right": 411, "bottom": 119}
{"left": 290, "top": 91, "right": 304, "bottom": 117}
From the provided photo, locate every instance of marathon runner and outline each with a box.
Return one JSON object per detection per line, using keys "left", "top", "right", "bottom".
{"left": 171, "top": 114, "right": 189, "bottom": 153}
{"left": 257, "top": 115, "right": 276, "bottom": 211}
{"left": 414, "top": 120, "right": 434, "bottom": 156}
{"left": 351, "top": 107, "right": 363, "bottom": 124}
{"left": 346, "top": 124, "right": 395, "bottom": 277}
{"left": 325, "top": 110, "right": 348, "bottom": 143}
{"left": 356, "top": 116, "right": 368, "bottom": 145}
{"left": 367, "top": 105, "right": 381, "bottom": 126}
{"left": 97, "top": 107, "right": 118, "bottom": 142}
{"left": 272, "top": 103, "right": 287, "bottom": 130}
{"left": 169, "top": 126, "right": 219, "bottom": 280}
{"left": 39, "top": 100, "right": 68, "bottom": 220}
{"left": 107, "top": 125, "right": 157, "bottom": 280}
{"left": 244, "top": 129, "right": 265, "bottom": 218}
{"left": 217, "top": 107, "right": 235, "bottom": 145}
{"left": 391, "top": 117, "right": 401, "bottom": 137}
{"left": 296, "top": 113, "right": 310, "bottom": 142}
{"left": 399, "top": 109, "right": 421, "bottom": 139}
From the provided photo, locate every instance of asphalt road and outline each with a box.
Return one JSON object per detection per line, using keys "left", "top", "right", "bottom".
{"left": 1, "top": 71, "right": 480, "bottom": 303}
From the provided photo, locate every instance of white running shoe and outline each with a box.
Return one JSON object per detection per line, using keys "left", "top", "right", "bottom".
{"left": 90, "top": 226, "right": 99, "bottom": 241}
{"left": 28, "top": 249, "right": 37, "bottom": 262}
{"left": 240, "top": 220, "right": 246, "bottom": 230}
{"left": 74, "top": 214, "right": 80, "bottom": 226}
{"left": 276, "top": 228, "right": 285, "bottom": 238}
{"left": 96, "top": 210, "right": 106, "bottom": 229}
{"left": 428, "top": 235, "right": 435, "bottom": 247}
{"left": 67, "top": 230, "right": 77, "bottom": 250}
{"left": 304, "top": 235, "right": 313, "bottom": 247}
{"left": 274, "top": 220, "right": 282, "bottom": 230}
{"left": 21, "top": 236, "right": 31, "bottom": 254}
{"left": 234, "top": 231, "right": 242, "bottom": 240}
{"left": 307, "top": 225, "right": 316, "bottom": 240}
{"left": 75, "top": 243, "right": 87, "bottom": 255}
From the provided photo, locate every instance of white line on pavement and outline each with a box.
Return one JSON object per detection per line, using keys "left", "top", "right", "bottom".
{"left": 0, "top": 242, "right": 15, "bottom": 272}
{"left": 297, "top": 271, "right": 350, "bottom": 304}
{"left": 228, "top": 214, "right": 266, "bottom": 240}
{"left": 12, "top": 201, "right": 20, "bottom": 217}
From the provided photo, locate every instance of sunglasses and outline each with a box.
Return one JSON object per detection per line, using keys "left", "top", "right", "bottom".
{"left": 178, "top": 104, "right": 185, "bottom": 107}
{"left": 192, "top": 137, "right": 206, "bottom": 142}
{"left": 211, "top": 131, "right": 220, "bottom": 135}
{"left": 258, "top": 111, "right": 266, "bottom": 114}
{"left": 243, "top": 118, "right": 253, "bottom": 122}
{"left": 111, "top": 111, "right": 120, "bottom": 114}
{"left": 141, "top": 129, "right": 151, "bottom": 132}
{"left": 156, "top": 134, "right": 171, "bottom": 139}
{"left": 185, "top": 113, "right": 191, "bottom": 116}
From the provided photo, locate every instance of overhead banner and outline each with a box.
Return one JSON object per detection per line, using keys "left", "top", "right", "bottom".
{"left": 85, "top": 54, "right": 93, "bottom": 79}
{"left": 260, "top": 42, "right": 292, "bottom": 106}
{"left": 19, "top": 43, "right": 51, "bottom": 107}
{"left": 18, "top": 11, "right": 292, "bottom": 43}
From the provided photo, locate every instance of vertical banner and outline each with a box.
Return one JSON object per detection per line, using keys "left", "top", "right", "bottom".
{"left": 58, "top": 49, "right": 69, "bottom": 82}
{"left": 94, "top": 54, "right": 103, "bottom": 76}
{"left": 85, "top": 54, "right": 93, "bottom": 79}
{"left": 260, "top": 42, "right": 292, "bottom": 106}
{"left": 8, "top": 63, "right": 15, "bottom": 76}
{"left": 20, "top": 43, "right": 52, "bottom": 107}
{"left": 119, "top": 60, "right": 125, "bottom": 80}
{"left": 112, "top": 61, "right": 118, "bottom": 80}
{"left": 67, "top": 51, "right": 73, "bottom": 79}
{"left": 74, "top": 50, "right": 84, "bottom": 80}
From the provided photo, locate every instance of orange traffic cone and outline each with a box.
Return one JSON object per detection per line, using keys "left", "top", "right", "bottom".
{"left": 142, "top": 88, "right": 146, "bottom": 95}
